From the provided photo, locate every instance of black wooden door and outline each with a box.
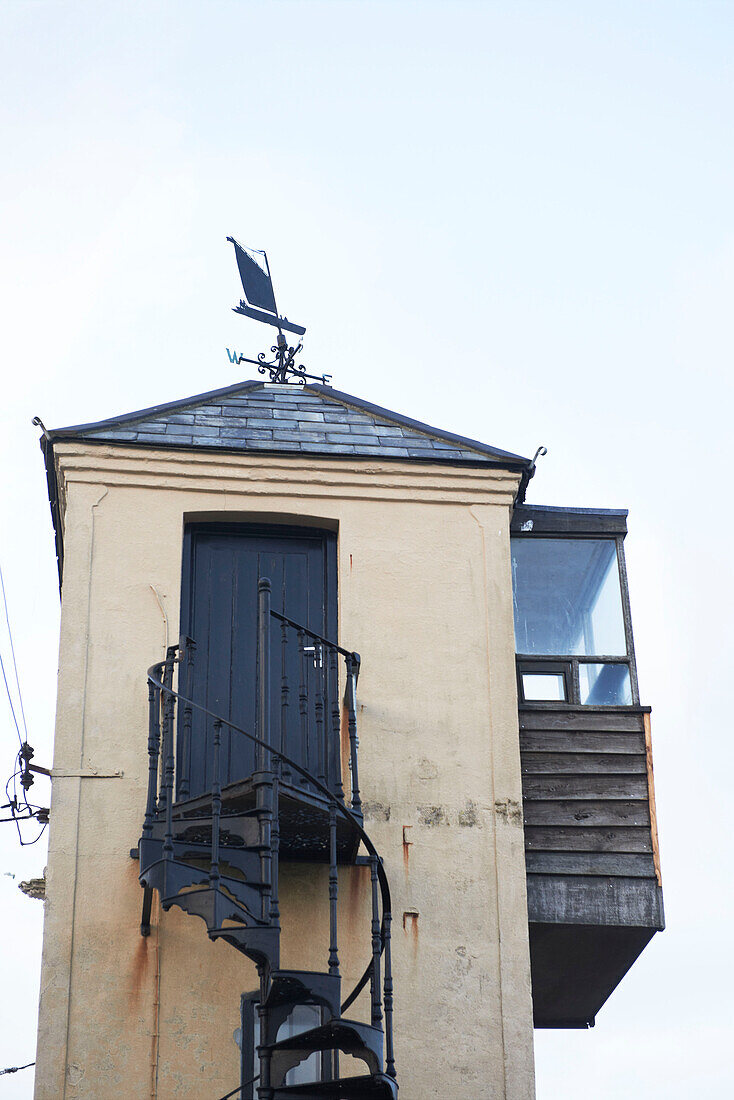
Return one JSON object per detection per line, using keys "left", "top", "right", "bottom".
{"left": 179, "top": 524, "right": 337, "bottom": 799}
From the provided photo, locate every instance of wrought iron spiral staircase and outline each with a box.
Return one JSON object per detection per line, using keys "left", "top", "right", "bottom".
{"left": 138, "top": 579, "right": 397, "bottom": 1100}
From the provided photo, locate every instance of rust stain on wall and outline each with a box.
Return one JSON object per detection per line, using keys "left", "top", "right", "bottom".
{"left": 128, "top": 934, "right": 149, "bottom": 1007}
{"left": 402, "top": 825, "right": 413, "bottom": 873}
{"left": 403, "top": 910, "right": 419, "bottom": 958}
{"left": 347, "top": 862, "right": 369, "bottom": 918}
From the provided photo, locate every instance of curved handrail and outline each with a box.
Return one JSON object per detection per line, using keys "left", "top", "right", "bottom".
{"left": 146, "top": 658, "right": 390, "bottom": 1016}
{"left": 270, "top": 608, "right": 357, "bottom": 663}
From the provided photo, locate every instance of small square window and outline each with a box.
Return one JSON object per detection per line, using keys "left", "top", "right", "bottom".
{"left": 579, "top": 663, "right": 632, "bottom": 706}
{"left": 521, "top": 672, "right": 567, "bottom": 702}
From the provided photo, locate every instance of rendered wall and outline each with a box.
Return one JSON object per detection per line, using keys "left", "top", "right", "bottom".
{"left": 34, "top": 442, "right": 535, "bottom": 1100}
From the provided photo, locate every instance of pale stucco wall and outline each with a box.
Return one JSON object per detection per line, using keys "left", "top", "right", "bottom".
{"left": 34, "top": 442, "right": 536, "bottom": 1100}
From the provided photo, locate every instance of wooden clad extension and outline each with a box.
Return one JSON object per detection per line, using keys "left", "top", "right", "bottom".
{"left": 520, "top": 705, "right": 665, "bottom": 1027}
{"left": 521, "top": 707, "right": 657, "bottom": 881}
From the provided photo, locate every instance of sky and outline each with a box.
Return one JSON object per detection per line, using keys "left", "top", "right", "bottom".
{"left": 1, "top": 1, "right": 733, "bottom": 1096}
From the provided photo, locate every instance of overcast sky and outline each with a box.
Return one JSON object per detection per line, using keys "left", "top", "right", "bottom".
{"left": 1, "top": 2, "right": 733, "bottom": 1097}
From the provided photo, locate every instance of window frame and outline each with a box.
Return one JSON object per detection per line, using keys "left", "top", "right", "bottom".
{"left": 511, "top": 506, "right": 640, "bottom": 708}
{"left": 517, "top": 661, "right": 574, "bottom": 705}
{"left": 240, "top": 992, "right": 260, "bottom": 1100}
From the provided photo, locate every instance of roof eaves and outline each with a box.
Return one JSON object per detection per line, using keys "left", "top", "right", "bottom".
{"left": 38, "top": 434, "right": 64, "bottom": 592}
{"left": 515, "top": 504, "right": 629, "bottom": 518}
{"left": 44, "top": 435, "right": 526, "bottom": 470}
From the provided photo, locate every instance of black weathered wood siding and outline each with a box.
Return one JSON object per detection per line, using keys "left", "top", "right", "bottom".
{"left": 520, "top": 706, "right": 663, "bottom": 925}
{"left": 521, "top": 704, "right": 664, "bottom": 1024}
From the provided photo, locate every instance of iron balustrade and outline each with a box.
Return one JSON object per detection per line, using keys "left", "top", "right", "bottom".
{"left": 269, "top": 607, "right": 361, "bottom": 811}
{"left": 139, "top": 578, "right": 395, "bottom": 1090}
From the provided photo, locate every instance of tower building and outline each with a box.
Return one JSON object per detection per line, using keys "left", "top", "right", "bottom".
{"left": 33, "top": 378, "right": 663, "bottom": 1098}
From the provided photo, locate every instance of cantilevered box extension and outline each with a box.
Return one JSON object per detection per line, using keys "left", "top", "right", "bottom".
{"left": 511, "top": 504, "right": 664, "bottom": 1028}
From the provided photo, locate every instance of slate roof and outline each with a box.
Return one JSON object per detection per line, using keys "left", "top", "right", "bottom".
{"left": 47, "top": 380, "right": 531, "bottom": 469}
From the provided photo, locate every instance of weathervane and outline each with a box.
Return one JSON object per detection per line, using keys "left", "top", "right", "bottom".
{"left": 225, "top": 237, "right": 331, "bottom": 385}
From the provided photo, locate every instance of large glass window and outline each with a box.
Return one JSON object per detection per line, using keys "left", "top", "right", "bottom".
{"left": 511, "top": 534, "right": 635, "bottom": 707}
{"left": 512, "top": 538, "right": 626, "bottom": 657}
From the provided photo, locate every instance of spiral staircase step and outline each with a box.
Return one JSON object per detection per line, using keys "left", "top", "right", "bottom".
{"left": 208, "top": 923, "right": 280, "bottom": 969}
{"left": 165, "top": 780, "right": 362, "bottom": 864}
{"left": 265, "top": 970, "right": 342, "bottom": 1018}
{"left": 271, "top": 1072, "right": 398, "bottom": 1099}
{"left": 168, "top": 813, "right": 262, "bottom": 849}
{"left": 159, "top": 880, "right": 265, "bottom": 927}
{"left": 141, "top": 834, "right": 266, "bottom": 882}
{"left": 269, "top": 1017, "right": 383, "bottom": 1084}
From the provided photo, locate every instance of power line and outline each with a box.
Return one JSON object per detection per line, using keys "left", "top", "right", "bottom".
{"left": 0, "top": 562, "right": 49, "bottom": 846}
{"left": 0, "top": 1061, "right": 35, "bottom": 1076}
{"left": 0, "top": 649, "right": 23, "bottom": 749}
{"left": 3, "top": 761, "right": 49, "bottom": 845}
{"left": 0, "top": 563, "right": 29, "bottom": 744}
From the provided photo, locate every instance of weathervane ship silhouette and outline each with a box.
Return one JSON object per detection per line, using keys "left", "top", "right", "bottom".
{"left": 226, "top": 237, "right": 331, "bottom": 385}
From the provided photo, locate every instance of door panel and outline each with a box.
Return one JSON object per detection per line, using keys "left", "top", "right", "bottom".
{"left": 179, "top": 524, "right": 337, "bottom": 799}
